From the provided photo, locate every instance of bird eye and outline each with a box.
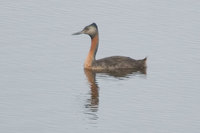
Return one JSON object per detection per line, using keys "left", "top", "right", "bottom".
{"left": 85, "top": 27, "right": 89, "bottom": 31}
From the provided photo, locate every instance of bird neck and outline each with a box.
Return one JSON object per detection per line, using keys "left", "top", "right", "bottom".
{"left": 84, "top": 33, "right": 99, "bottom": 69}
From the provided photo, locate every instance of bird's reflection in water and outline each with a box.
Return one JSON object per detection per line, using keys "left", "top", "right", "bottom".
{"left": 84, "top": 69, "right": 99, "bottom": 121}
{"left": 84, "top": 67, "right": 146, "bottom": 122}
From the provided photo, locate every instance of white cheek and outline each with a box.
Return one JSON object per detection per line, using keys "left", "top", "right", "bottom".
{"left": 88, "top": 27, "right": 96, "bottom": 34}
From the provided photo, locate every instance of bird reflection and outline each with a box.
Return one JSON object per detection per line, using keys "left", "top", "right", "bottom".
{"left": 84, "top": 67, "right": 146, "bottom": 121}
{"left": 84, "top": 69, "right": 99, "bottom": 121}
{"left": 93, "top": 67, "right": 146, "bottom": 78}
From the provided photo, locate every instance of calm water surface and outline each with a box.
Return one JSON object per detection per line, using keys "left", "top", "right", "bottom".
{"left": 0, "top": 0, "right": 200, "bottom": 133}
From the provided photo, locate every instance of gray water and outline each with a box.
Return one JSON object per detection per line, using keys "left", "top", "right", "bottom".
{"left": 0, "top": 0, "right": 200, "bottom": 133}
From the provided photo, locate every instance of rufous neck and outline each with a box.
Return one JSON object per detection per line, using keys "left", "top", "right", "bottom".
{"left": 84, "top": 33, "right": 99, "bottom": 68}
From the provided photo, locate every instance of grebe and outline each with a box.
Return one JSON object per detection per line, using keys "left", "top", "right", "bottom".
{"left": 72, "top": 23, "right": 147, "bottom": 70}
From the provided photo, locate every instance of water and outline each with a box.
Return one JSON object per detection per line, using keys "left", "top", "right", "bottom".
{"left": 0, "top": 0, "right": 200, "bottom": 133}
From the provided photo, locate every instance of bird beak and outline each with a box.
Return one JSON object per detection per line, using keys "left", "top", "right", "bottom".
{"left": 72, "top": 30, "right": 84, "bottom": 35}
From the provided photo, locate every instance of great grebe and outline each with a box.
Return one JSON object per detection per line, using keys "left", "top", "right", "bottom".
{"left": 72, "top": 23, "right": 147, "bottom": 70}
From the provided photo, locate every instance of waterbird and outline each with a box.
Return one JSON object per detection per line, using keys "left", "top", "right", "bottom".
{"left": 72, "top": 23, "right": 147, "bottom": 71}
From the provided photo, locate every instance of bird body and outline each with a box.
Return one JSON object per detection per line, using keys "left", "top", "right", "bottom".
{"left": 93, "top": 56, "right": 146, "bottom": 70}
